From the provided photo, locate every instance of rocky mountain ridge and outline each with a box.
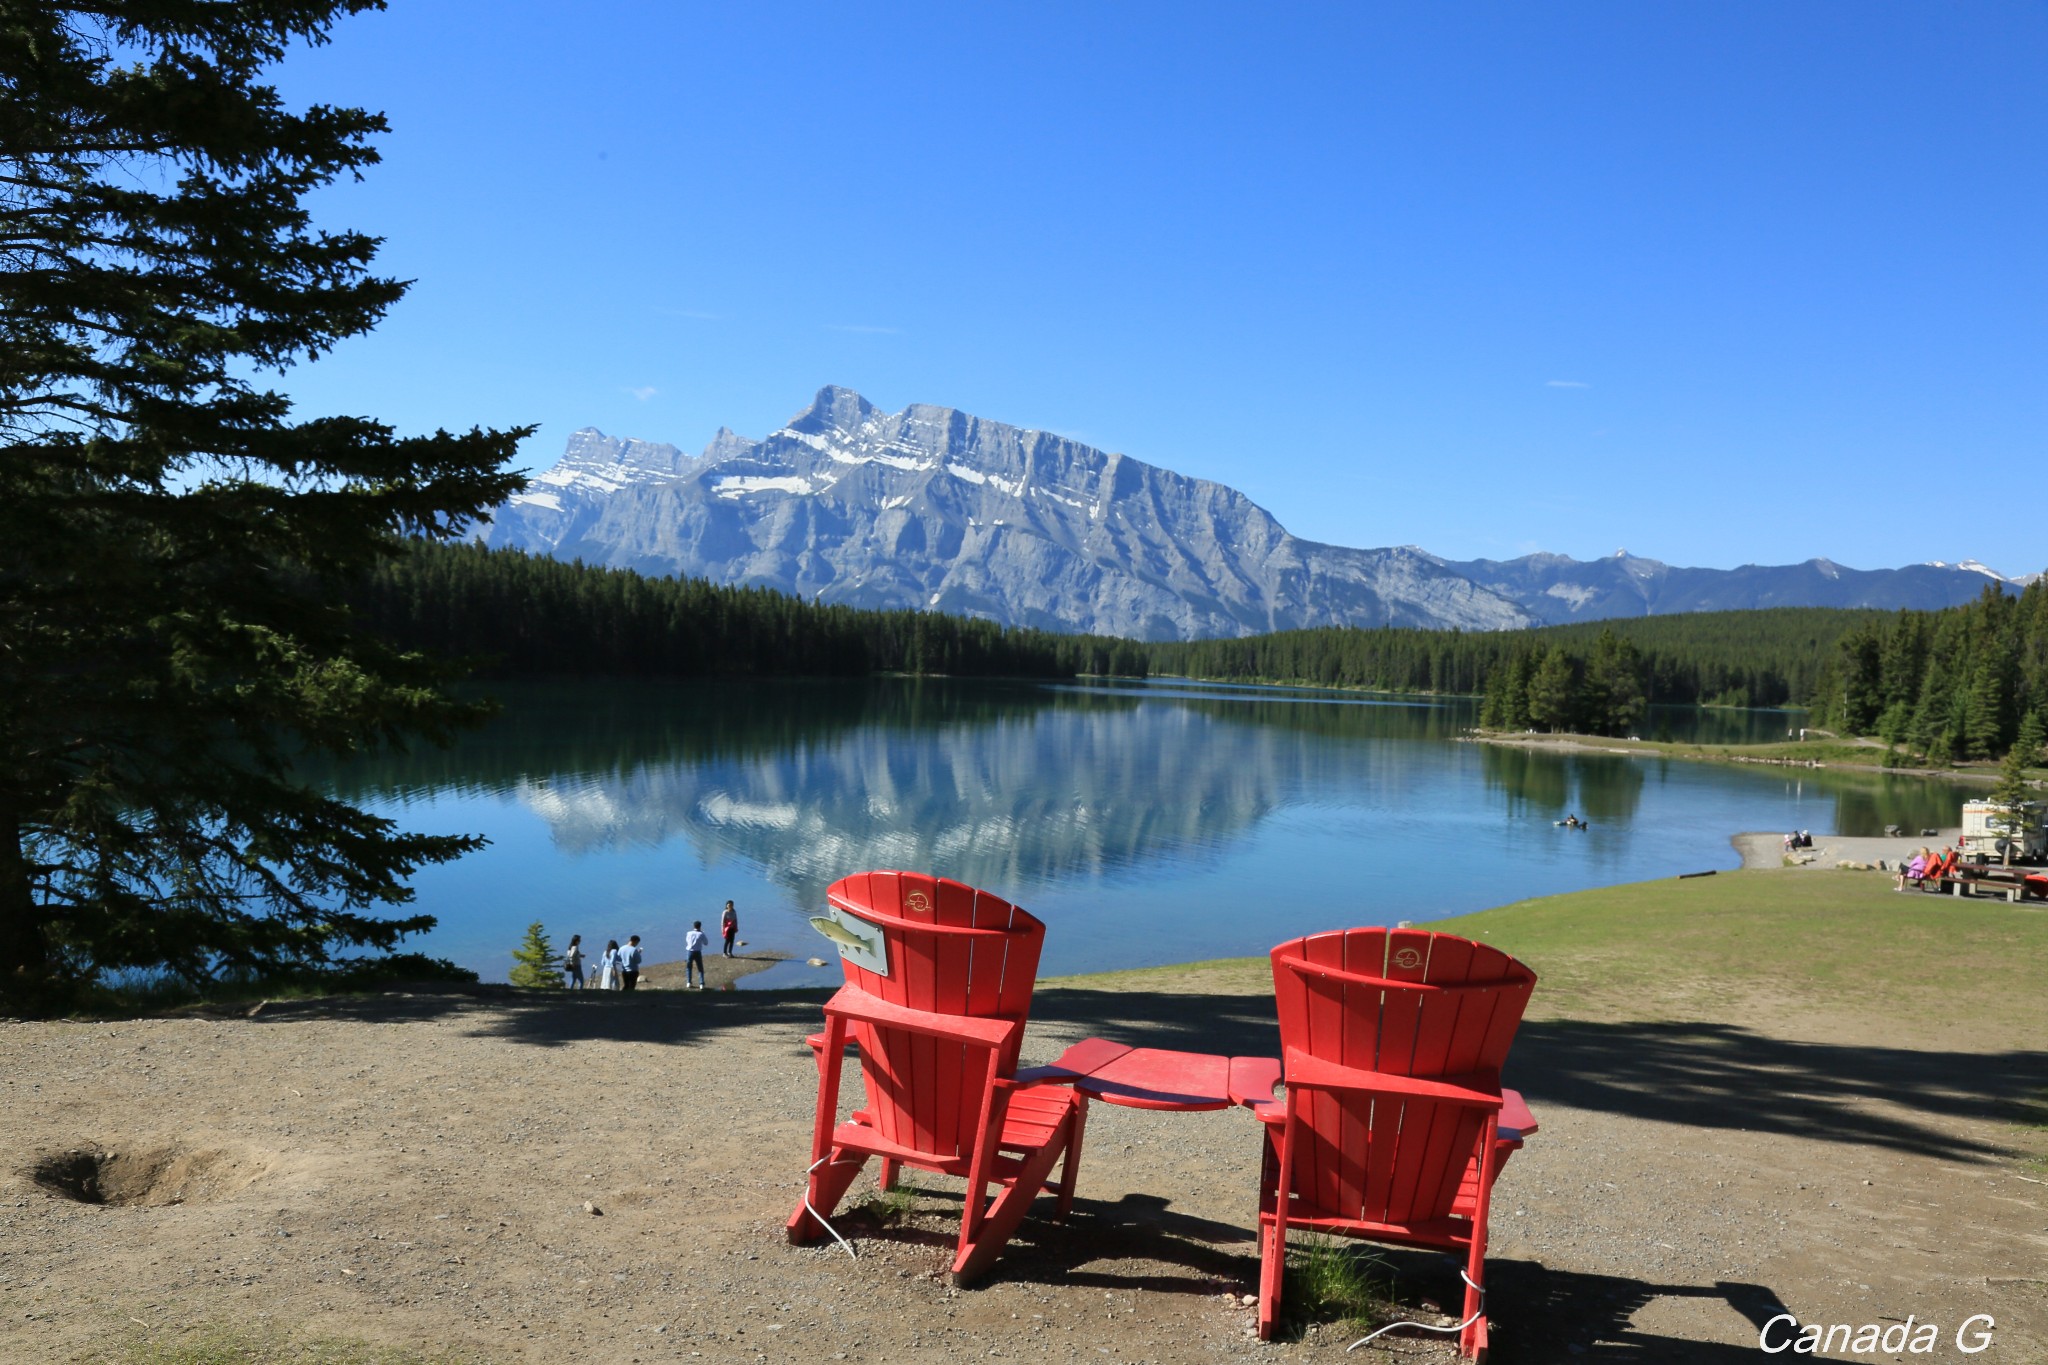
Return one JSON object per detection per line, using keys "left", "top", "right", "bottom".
{"left": 479, "top": 386, "right": 2032, "bottom": 640}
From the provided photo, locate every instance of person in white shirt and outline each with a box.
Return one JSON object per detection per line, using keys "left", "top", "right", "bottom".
{"left": 598, "top": 939, "right": 621, "bottom": 990}
{"left": 619, "top": 934, "right": 644, "bottom": 991}
{"left": 683, "top": 922, "right": 708, "bottom": 989}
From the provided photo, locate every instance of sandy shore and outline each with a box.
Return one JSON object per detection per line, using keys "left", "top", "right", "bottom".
{"left": 1731, "top": 828, "right": 1962, "bottom": 871}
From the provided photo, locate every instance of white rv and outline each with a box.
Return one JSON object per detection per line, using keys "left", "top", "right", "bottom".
{"left": 1960, "top": 799, "right": 2047, "bottom": 862}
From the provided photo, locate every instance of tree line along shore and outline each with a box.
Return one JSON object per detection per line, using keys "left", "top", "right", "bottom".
{"left": 359, "top": 541, "right": 2048, "bottom": 766}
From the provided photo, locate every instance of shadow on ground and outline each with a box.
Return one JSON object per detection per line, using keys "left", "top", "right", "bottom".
{"left": 1028, "top": 993, "right": 2045, "bottom": 1164}
{"left": 233, "top": 984, "right": 2046, "bottom": 1161}
{"left": 1484, "top": 1260, "right": 1791, "bottom": 1363}
{"left": 237, "top": 979, "right": 825, "bottom": 1052}
{"left": 1509, "top": 1019, "right": 2047, "bottom": 1163}
{"left": 837, "top": 1184, "right": 1791, "bottom": 1362}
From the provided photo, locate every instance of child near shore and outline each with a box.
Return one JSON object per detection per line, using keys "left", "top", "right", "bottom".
{"left": 684, "top": 921, "right": 708, "bottom": 989}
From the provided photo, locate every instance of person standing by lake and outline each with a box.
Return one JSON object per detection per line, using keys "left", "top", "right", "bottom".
{"left": 684, "top": 922, "right": 709, "bottom": 988}
{"left": 598, "top": 939, "right": 621, "bottom": 990}
{"left": 562, "top": 934, "right": 585, "bottom": 989}
{"left": 620, "top": 935, "right": 644, "bottom": 991}
{"left": 720, "top": 901, "right": 739, "bottom": 958}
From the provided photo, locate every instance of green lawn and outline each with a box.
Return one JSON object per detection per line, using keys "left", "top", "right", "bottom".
{"left": 1053, "top": 868, "right": 2048, "bottom": 1042}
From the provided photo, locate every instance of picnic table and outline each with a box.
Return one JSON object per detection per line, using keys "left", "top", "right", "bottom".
{"left": 1941, "top": 865, "right": 2048, "bottom": 902}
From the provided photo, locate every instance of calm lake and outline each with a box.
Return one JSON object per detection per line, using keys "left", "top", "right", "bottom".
{"left": 326, "top": 678, "right": 1976, "bottom": 985}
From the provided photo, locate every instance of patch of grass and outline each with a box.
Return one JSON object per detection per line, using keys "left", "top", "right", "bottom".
{"left": 1434, "top": 869, "right": 2048, "bottom": 1034}
{"left": 1284, "top": 1234, "right": 1392, "bottom": 1336}
{"left": 1054, "top": 869, "right": 2048, "bottom": 1043}
{"left": 79, "top": 1322, "right": 479, "bottom": 1365}
{"left": 857, "top": 1181, "right": 918, "bottom": 1226}
{"left": 1040, "top": 956, "right": 1271, "bottom": 995}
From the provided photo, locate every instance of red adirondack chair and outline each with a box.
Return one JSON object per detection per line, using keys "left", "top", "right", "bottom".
{"left": 1239, "top": 927, "right": 1538, "bottom": 1358}
{"left": 785, "top": 870, "right": 1087, "bottom": 1285}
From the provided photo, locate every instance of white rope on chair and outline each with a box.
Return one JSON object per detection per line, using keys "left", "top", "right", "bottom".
{"left": 1347, "top": 1268, "right": 1483, "bottom": 1352}
{"left": 801, "top": 1154, "right": 865, "bottom": 1260}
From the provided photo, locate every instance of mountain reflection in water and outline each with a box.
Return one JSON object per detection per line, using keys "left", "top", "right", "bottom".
{"left": 320, "top": 679, "right": 1980, "bottom": 980}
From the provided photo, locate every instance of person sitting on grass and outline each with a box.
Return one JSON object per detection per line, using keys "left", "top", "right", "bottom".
{"left": 1896, "top": 848, "right": 1930, "bottom": 892}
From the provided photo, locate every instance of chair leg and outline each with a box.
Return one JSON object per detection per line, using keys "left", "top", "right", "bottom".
{"left": 785, "top": 1149, "right": 869, "bottom": 1245}
{"left": 1459, "top": 1114, "right": 1498, "bottom": 1361}
{"left": 1054, "top": 1097, "right": 1087, "bottom": 1221}
{"left": 879, "top": 1158, "right": 900, "bottom": 1192}
{"left": 1459, "top": 1234, "right": 1489, "bottom": 1362}
{"left": 1257, "top": 1120, "right": 1288, "bottom": 1341}
{"left": 949, "top": 1135, "right": 1068, "bottom": 1287}
{"left": 1257, "top": 1215, "right": 1285, "bottom": 1341}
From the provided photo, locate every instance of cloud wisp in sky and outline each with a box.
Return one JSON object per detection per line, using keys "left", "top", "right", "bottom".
{"left": 1544, "top": 380, "right": 1592, "bottom": 389}
{"left": 626, "top": 386, "right": 658, "bottom": 402}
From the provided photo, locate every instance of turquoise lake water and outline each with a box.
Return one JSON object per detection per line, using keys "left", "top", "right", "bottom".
{"left": 324, "top": 678, "right": 1974, "bottom": 984}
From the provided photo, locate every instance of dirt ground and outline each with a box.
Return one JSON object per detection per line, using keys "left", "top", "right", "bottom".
{"left": 3, "top": 934, "right": 2044, "bottom": 1365}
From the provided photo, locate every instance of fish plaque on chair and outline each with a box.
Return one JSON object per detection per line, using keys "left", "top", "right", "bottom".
{"left": 807, "top": 906, "right": 889, "bottom": 977}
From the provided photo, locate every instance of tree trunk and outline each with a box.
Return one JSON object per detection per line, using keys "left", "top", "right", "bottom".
{"left": 0, "top": 809, "right": 49, "bottom": 1008}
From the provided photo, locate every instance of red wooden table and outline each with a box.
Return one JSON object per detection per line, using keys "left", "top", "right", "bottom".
{"left": 1017, "top": 1038, "right": 1251, "bottom": 1111}
{"left": 1019, "top": 1036, "right": 1539, "bottom": 1140}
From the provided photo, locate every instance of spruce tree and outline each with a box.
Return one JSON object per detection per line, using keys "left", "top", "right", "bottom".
{"left": 1985, "top": 744, "right": 2039, "bottom": 867}
{"left": 508, "top": 922, "right": 561, "bottom": 989}
{"left": 1527, "top": 648, "right": 1580, "bottom": 733}
{"left": 1, "top": 2, "right": 529, "bottom": 1007}
{"left": 2016, "top": 710, "right": 2047, "bottom": 769}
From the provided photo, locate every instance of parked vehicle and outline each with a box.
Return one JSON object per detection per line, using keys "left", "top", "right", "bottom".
{"left": 1960, "top": 799, "right": 2046, "bottom": 863}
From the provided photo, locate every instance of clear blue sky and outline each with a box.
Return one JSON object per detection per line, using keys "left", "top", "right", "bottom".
{"left": 274, "top": 2, "right": 2047, "bottom": 575}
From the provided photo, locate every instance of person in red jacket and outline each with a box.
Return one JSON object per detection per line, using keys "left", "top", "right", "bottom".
{"left": 720, "top": 900, "right": 739, "bottom": 958}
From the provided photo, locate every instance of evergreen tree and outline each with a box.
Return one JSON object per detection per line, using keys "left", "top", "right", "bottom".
{"left": 2016, "top": 710, "right": 2047, "bottom": 769}
{"left": 1477, "top": 660, "right": 1511, "bottom": 729}
{"left": 1984, "top": 744, "right": 2039, "bottom": 868}
{"left": 1584, "top": 628, "right": 1648, "bottom": 737}
{"left": 1526, "top": 648, "right": 1580, "bottom": 733}
{"left": 1834, "top": 625, "right": 1883, "bottom": 735}
{"left": 508, "top": 921, "right": 561, "bottom": 989}
{"left": 1, "top": 2, "right": 527, "bottom": 1007}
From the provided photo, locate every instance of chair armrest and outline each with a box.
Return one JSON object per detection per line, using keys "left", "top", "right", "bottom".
{"left": 1228, "top": 1055, "right": 1283, "bottom": 1108}
{"left": 1500, "top": 1086, "right": 1537, "bottom": 1141}
{"left": 804, "top": 1031, "right": 862, "bottom": 1055}
{"left": 821, "top": 984, "right": 1020, "bottom": 1050}
{"left": 1282, "top": 1048, "right": 1503, "bottom": 1110}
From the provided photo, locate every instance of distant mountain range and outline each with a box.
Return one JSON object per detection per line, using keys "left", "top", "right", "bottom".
{"left": 477, "top": 386, "right": 2038, "bottom": 641}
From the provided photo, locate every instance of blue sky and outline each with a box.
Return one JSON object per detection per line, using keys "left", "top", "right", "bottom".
{"left": 275, "top": 2, "right": 2047, "bottom": 575}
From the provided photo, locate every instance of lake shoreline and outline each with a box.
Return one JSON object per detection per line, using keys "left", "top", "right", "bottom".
{"left": 1463, "top": 727, "right": 1995, "bottom": 784}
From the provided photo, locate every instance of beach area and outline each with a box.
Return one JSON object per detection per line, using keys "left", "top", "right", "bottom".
{"left": 1731, "top": 828, "right": 1962, "bottom": 872}
{"left": 4, "top": 868, "right": 2044, "bottom": 1365}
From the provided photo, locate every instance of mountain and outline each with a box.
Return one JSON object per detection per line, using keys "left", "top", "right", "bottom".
{"left": 479, "top": 387, "right": 1533, "bottom": 640}
{"left": 479, "top": 387, "right": 2030, "bottom": 640}
{"left": 1442, "top": 550, "right": 2028, "bottom": 626}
